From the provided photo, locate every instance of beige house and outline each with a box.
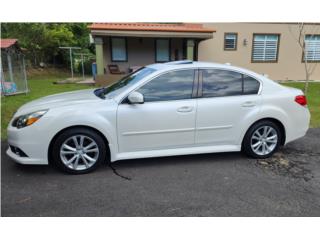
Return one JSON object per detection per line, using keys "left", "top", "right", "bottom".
{"left": 89, "top": 23, "right": 320, "bottom": 81}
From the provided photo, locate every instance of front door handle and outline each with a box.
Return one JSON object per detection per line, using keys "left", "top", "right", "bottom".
{"left": 177, "top": 106, "right": 193, "bottom": 113}
{"left": 241, "top": 101, "right": 256, "bottom": 107}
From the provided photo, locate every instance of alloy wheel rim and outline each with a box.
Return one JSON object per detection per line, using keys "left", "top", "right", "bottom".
{"left": 250, "top": 126, "right": 278, "bottom": 156}
{"left": 60, "top": 135, "right": 99, "bottom": 171}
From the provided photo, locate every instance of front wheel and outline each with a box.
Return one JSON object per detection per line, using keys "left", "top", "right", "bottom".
{"left": 51, "top": 128, "right": 107, "bottom": 174}
{"left": 242, "top": 120, "right": 282, "bottom": 159}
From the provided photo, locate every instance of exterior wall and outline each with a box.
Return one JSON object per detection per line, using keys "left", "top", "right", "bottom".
{"left": 198, "top": 23, "right": 320, "bottom": 80}
{"left": 102, "top": 37, "right": 184, "bottom": 73}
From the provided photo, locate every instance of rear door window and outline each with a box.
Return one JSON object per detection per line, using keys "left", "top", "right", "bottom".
{"left": 202, "top": 69, "right": 242, "bottom": 97}
{"left": 201, "top": 69, "right": 260, "bottom": 97}
{"left": 243, "top": 75, "right": 260, "bottom": 94}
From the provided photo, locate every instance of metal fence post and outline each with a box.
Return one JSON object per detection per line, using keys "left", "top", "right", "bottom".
{"left": 69, "top": 48, "right": 74, "bottom": 79}
{"left": 0, "top": 54, "right": 5, "bottom": 95}
{"left": 7, "top": 51, "right": 14, "bottom": 83}
{"left": 22, "top": 55, "right": 29, "bottom": 93}
{"left": 59, "top": 47, "right": 81, "bottom": 79}
{"left": 81, "top": 54, "right": 85, "bottom": 80}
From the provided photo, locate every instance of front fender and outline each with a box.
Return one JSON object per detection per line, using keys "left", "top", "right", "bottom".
{"left": 44, "top": 105, "right": 118, "bottom": 162}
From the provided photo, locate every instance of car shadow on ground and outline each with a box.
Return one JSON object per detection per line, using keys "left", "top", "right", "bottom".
{"left": 8, "top": 162, "right": 57, "bottom": 175}
{"left": 109, "top": 151, "right": 245, "bottom": 169}
{"left": 4, "top": 150, "right": 247, "bottom": 176}
{"left": 3, "top": 127, "right": 319, "bottom": 182}
{"left": 2, "top": 129, "right": 320, "bottom": 217}
{"left": 107, "top": 152, "right": 248, "bottom": 180}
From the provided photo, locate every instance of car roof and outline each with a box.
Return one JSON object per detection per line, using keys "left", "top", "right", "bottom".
{"left": 147, "top": 61, "right": 266, "bottom": 79}
{"left": 148, "top": 60, "right": 228, "bottom": 69}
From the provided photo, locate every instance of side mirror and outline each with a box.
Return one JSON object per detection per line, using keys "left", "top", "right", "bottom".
{"left": 128, "top": 91, "right": 144, "bottom": 104}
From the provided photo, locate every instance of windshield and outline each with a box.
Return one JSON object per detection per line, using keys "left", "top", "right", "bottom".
{"left": 103, "top": 67, "right": 156, "bottom": 98}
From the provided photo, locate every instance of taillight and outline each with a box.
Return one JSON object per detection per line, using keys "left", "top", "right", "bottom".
{"left": 295, "top": 95, "right": 307, "bottom": 106}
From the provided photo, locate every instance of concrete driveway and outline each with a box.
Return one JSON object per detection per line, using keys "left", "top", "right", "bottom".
{"left": 1, "top": 129, "right": 320, "bottom": 216}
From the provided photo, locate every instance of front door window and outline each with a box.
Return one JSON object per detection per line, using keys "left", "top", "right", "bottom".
{"left": 137, "top": 69, "right": 195, "bottom": 102}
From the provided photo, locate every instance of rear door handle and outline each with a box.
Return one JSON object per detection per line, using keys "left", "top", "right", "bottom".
{"left": 241, "top": 101, "right": 256, "bottom": 107}
{"left": 177, "top": 106, "right": 193, "bottom": 113}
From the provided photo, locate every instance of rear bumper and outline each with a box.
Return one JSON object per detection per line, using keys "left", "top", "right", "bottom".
{"left": 285, "top": 107, "right": 310, "bottom": 144}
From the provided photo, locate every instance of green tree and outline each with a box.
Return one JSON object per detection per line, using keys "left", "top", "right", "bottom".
{"left": 1, "top": 23, "right": 93, "bottom": 67}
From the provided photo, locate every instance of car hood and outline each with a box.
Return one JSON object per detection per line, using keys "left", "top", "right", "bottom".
{"left": 16, "top": 89, "right": 103, "bottom": 115}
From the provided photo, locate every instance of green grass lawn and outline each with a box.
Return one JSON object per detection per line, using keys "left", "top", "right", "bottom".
{"left": 1, "top": 73, "right": 92, "bottom": 139}
{"left": 1, "top": 74, "right": 319, "bottom": 140}
{"left": 282, "top": 82, "right": 320, "bottom": 128}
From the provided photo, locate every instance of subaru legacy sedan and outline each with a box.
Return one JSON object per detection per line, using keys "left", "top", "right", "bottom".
{"left": 7, "top": 61, "right": 310, "bottom": 174}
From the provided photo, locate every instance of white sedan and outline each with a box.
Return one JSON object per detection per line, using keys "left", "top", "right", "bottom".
{"left": 7, "top": 61, "right": 310, "bottom": 174}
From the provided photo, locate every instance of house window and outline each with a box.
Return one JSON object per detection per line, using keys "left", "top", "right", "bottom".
{"left": 111, "top": 37, "right": 127, "bottom": 62}
{"left": 304, "top": 35, "right": 320, "bottom": 62}
{"left": 155, "top": 39, "right": 170, "bottom": 62}
{"left": 224, "top": 33, "right": 237, "bottom": 50}
{"left": 252, "top": 34, "right": 280, "bottom": 62}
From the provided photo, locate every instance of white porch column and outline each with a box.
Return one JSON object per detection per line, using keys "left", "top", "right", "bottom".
{"left": 94, "top": 37, "right": 104, "bottom": 75}
{"left": 186, "top": 40, "right": 195, "bottom": 61}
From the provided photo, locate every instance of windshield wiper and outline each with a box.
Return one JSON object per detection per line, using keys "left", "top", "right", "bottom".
{"left": 94, "top": 87, "right": 106, "bottom": 99}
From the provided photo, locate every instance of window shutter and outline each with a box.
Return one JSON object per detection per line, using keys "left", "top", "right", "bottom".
{"left": 304, "top": 35, "right": 320, "bottom": 61}
{"left": 253, "top": 35, "right": 279, "bottom": 62}
{"left": 224, "top": 33, "right": 237, "bottom": 50}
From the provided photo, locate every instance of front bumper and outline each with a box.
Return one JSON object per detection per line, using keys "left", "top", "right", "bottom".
{"left": 6, "top": 124, "right": 49, "bottom": 165}
{"left": 6, "top": 146, "right": 46, "bottom": 165}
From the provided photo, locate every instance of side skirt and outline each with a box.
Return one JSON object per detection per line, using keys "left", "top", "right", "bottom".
{"left": 112, "top": 144, "right": 241, "bottom": 162}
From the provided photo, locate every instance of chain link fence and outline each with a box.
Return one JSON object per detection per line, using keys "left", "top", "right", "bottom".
{"left": 1, "top": 50, "right": 28, "bottom": 96}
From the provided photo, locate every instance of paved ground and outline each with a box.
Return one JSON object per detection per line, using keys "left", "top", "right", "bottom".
{"left": 2, "top": 129, "right": 320, "bottom": 216}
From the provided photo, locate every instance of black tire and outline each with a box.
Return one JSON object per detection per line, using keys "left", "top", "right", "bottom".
{"left": 242, "top": 120, "right": 282, "bottom": 159}
{"left": 51, "top": 127, "right": 107, "bottom": 174}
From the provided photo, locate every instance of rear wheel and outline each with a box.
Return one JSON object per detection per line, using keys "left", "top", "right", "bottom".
{"left": 51, "top": 128, "right": 106, "bottom": 174}
{"left": 242, "top": 120, "right": 282, "bottom": 159}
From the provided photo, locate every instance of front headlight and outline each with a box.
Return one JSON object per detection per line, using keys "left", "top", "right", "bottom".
{"left": 12, "top": 110, "right": 48, "bottom": 129}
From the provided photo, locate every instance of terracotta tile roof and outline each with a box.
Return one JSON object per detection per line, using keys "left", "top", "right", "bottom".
{"left": 89, "top": 23, "right": 215, "bottom": 33}
{"left": 0, "top": 39, "right": 18, "bottom": 49}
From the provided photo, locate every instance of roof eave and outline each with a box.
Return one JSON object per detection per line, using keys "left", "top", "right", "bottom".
{"left": 90, "top": 29, "right": 214, "bottom": 39}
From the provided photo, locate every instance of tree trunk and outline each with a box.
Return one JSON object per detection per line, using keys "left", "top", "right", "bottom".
{"left": 303, "top": 60, "right": 309, "bottom": 95}
{"left": 304, "top": 74, "right": 309, "bottom": 95}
